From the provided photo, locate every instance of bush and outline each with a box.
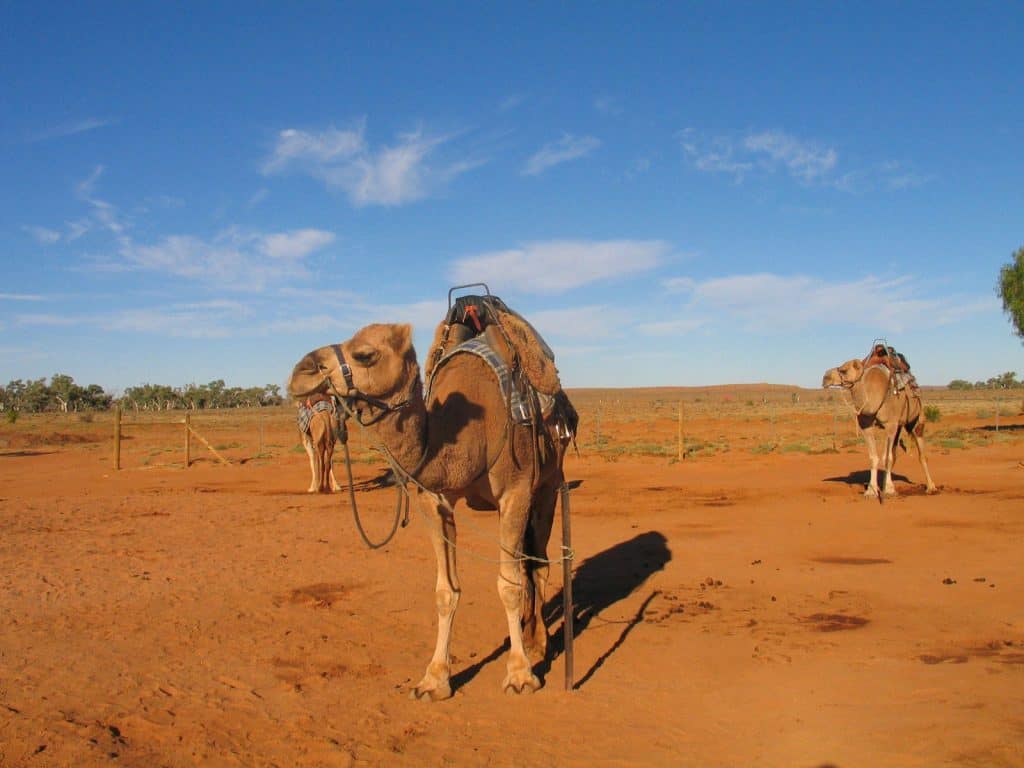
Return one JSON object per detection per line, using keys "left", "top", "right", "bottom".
{"left": 924, "top": 405, "right": 941, "bottom": 423}
{"left": 5, "top": 410, "right": 17, "bottom": 424}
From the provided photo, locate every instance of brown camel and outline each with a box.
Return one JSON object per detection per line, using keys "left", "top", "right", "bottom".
{"left": 299, "top": 398, "right": 340, "bottom": 493}
{"left": 823, "top": 358, "right": 937, "bottom": 498}
{"left": 287, "top": 322, "right": 576, "bottom": 699}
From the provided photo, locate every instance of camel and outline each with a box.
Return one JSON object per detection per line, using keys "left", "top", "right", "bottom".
{"left": 287, "top": 322, "right": 576, "bottom": 699}
{"left": 823, "top": 358, "right": 937, "bottom": 498}
{"left": 297, "top": 395, "right": 341, "bottom": 493}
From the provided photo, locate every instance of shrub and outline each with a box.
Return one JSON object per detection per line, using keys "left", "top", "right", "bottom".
{"left": 5, "top": 410, "right": 17, "bottom": 424}
{"left": 924, "top": 405, "right": 941, "bottom": 423}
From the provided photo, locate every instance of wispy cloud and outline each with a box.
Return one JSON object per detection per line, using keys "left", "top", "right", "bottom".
{"left": 23, "top": 225, "right": 61, "bottom": 244}
{"left": 450, "top": 239, "right": 666, "bottom": 294}
{"left": 263, "top": 122, "right": 482, "bottom": 206}
{"left": 523, "top": 134, "right": 601, "bottom": 176}
{"left": 743, "top": 131, "right": 837, "bottom": 182}
{"left": 76, "top": 165, "right": 127, "bottom": 234}
{"left": 594, "top": 95, "right": 623, "bottom": 116}
{"left": 112, "top": 227, "right": 336, "bottom": 290}
{"left": 528, "top": 305, "right": 631, "bottom": 340}
{"left": 0, "top": 293, "right": 47, "bottom": 302}
{"left": 679, "top": 130, "right": 753, "bottom": 180}
{"left": 29, "top": 117, "right": 117, "bottom": 142}
{"left": 653, "top": 272, "right": 994, "bottom": 334}
{"left": 498, "top": 94, "right": 527, "bottom": 112}
{"left": 682, "top": 128, "right": 928, "bottom": 192}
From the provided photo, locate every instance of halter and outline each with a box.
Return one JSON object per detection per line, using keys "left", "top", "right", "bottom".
{"left": 327, "top": 343, "right": 415, "bottom": 427}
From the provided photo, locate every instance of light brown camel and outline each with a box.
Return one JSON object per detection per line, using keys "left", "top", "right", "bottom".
{"left": 287, "top": 323, "right": 576, "bottom": 699}
{"left": 299, "top": 399, "right": 341, "bottom": 493}
{"left": 823, "top": 358, "right": 937, "bottom": 498}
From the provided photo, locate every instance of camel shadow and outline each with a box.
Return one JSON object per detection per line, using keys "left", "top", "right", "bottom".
{"left": 825, "top": 469, "right": 911, "bottom": 487}
{"left": 450, "top": 530, "right": 671, "bottom": 693}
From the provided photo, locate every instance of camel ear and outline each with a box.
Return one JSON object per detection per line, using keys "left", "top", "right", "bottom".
{"left": 389, "top": 323, "right": 413, "bottom": 353}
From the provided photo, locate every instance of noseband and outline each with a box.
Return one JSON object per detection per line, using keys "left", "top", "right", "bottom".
{"left": 326, "top": 344, "right": 415, "bottom": 427}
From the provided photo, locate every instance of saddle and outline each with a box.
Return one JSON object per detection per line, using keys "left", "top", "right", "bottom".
{"left": 425, "top": 294, "right": 576, "bottom": 440}
{"left": 864, "top": 344, "right": 917, "bottom": 391}
{"left": 425, "top": 294, "right": 561, "bottom": 396}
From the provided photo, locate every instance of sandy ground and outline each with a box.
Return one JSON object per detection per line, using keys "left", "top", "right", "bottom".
{"left": 1, "top": 403, "right": 1023, "bottom": 768}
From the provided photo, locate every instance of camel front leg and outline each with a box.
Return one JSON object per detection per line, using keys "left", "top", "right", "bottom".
{"left": 497, "top": 489, "right": 542, "bottom": 695}
{"left": 881, "top": 424, "right": 899, "bottom": 496}
{"left": 302, "top": 433, "right": 318, "bottom": 493}
{"left": 859, "top": 421, "right": 881, "bottom": 498}
{"left": 410, "top": 491, "right": 460, "bottom": 701}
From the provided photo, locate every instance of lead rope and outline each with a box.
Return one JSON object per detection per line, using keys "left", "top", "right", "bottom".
{"left": 328, "top": 378, "right": 569, "bottom": 567}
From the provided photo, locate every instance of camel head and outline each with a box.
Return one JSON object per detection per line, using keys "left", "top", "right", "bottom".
{"left": 822, "top": 358, "right": 864, "bottom": 389}
{"left": 287, "top": 323, "right": 421, "bottom": 404}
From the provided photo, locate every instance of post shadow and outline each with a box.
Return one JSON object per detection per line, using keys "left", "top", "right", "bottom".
{"left": 450, "top": 530, "right": 672, "bottom": 692}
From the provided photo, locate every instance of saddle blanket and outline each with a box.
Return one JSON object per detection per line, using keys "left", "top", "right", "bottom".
{"left": 296, "top": 397, "right": 336, "bottom": 435}
{"left": 430, "top": 336, "right": 552, "bottom": 425}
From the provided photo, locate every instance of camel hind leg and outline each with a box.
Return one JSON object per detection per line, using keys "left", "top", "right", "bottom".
{"left": 909, "top": 420, "right": 938, "bottom": 494}
{"left": 410, "top": 491, "right": 460, "bottom": 701}
{"left": 881, "top": 423, "right": 899, "bottom": 496}
{"left": 495, "top": 486, "right": 542, "bottom": 695}
{"left": 521, "top": 476, "right": 560, "bottom": 665}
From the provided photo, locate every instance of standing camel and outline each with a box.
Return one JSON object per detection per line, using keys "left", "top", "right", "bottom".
{"left": 297, "top": 394, "right": 341, "bottom": 493}
{"left": 823, "top": 358, "right": 937, "bottom": 498}
{"left": 287, "top": 322, "right": 577, "bottom": 699}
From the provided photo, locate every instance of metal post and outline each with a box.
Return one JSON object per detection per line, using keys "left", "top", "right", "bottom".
{"left": 113, "top": 407, "right": 121, "bottom": 470}
{"left": 560, "top": 482, "right": 574, "bottom": 692}
{"left": 258, "top": 414, "right": 264, "bottom": 454}
{"left": 677, "top": 400, "right": 685, "bottom": 461}
{"left": 185, "top": 412, "right": 191, "bottom": 467}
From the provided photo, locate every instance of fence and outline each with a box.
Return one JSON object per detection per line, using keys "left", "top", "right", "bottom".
{"left": 4, "top": 388, "right": 1022, "bottom": 471}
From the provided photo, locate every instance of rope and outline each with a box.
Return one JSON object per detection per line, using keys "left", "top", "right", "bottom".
{"left": 329, "top": 378, "right": 570, "bottom": 567}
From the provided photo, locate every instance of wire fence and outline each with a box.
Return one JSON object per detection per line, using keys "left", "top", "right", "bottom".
{"left": 2, "top": 387, "right": 1022, "bottom": 470}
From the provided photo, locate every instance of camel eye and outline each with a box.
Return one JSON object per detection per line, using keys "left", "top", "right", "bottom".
{"left": 351, "top": 348, "right": 380, "bottom": 366}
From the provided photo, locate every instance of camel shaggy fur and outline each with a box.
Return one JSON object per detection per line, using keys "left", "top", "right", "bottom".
{"left": 823, "top": 358, "right": 937, "bottom": 498}
{"left": 287, "top": 323, "right": 575, "bottom": 699}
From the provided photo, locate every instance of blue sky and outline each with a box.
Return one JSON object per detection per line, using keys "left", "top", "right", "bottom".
{"left": 2, "top": 3, "right": 1021, "bottom": 392}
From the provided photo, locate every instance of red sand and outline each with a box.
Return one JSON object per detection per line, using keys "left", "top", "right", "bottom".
{"left": 1, "top": 403, "right": 1022, "bottom": 767}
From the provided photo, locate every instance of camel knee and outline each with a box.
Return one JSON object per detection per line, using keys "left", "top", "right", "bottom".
{"left": 435, "top": 588, "right": 460, "bottom": 619}
{"left": 497, "top": 578, "right": 524, "bottom": 614}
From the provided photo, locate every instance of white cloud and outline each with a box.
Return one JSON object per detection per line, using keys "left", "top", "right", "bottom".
{"left": 30, "top": 117, "right": 117, "bottom": 142}
{"left": 679, "top": 130, "right": 753, "bottom": 180}
{"left": 114, "top": 227, "right": 335, "bottom": 291}
{"left": 75, "top": 165, "right": 127, "bottom": 234}
{"left": 653, "top": 272, "right": 994, "bottom": 334}
{"left": 14, "top": 313, "right": 77, "bottom": 326}
{"left": 527, "top": 305, "right": 630, "bottom": 340}
{"left": 264, "top": 123, "right": 480, "bottom": 206}
{"left": 498, "top": 94, "right": 527, "bottom": 112}
{"left": 0, "top": 293, "right": 46, "bottom": 301}
{"left": 450, "top": 239, "right": 666, "bottom": 294}
{"left": 259, "top": 229, "right": 335, "bottom": 261}
{"left": 24, "top": 225, "right": 61, "bottom": 244}
{"left": 743, "top": 131, "right": 837, "bottom": 182}
{"left": 523, "top": 134, "right": 601, "bottom": 176}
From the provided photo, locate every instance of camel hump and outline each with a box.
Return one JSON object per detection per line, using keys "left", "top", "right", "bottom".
{"left": 426, "top": 294, "right": 561, "bottom": 396}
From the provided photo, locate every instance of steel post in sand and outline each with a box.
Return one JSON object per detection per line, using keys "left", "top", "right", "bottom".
{"left": 560, "top": 482, "right": 575, "bottom": 691}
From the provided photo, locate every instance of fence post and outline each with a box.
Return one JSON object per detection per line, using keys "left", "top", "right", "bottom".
{"left": 258, "top": 413, "right": 264, "bottom": 455}
{"left": 113, "top": 406, "right": 121, "bottom": 470}
{"left": 677, "top": 400, "right": 685, "bottom": 461}
{"left": 185, "top": 412, "right": 191, "bottom": 467}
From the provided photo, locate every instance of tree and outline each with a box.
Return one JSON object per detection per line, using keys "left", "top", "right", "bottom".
{"left": 998, "top": 244, "right": 1024, "bottom": 341}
